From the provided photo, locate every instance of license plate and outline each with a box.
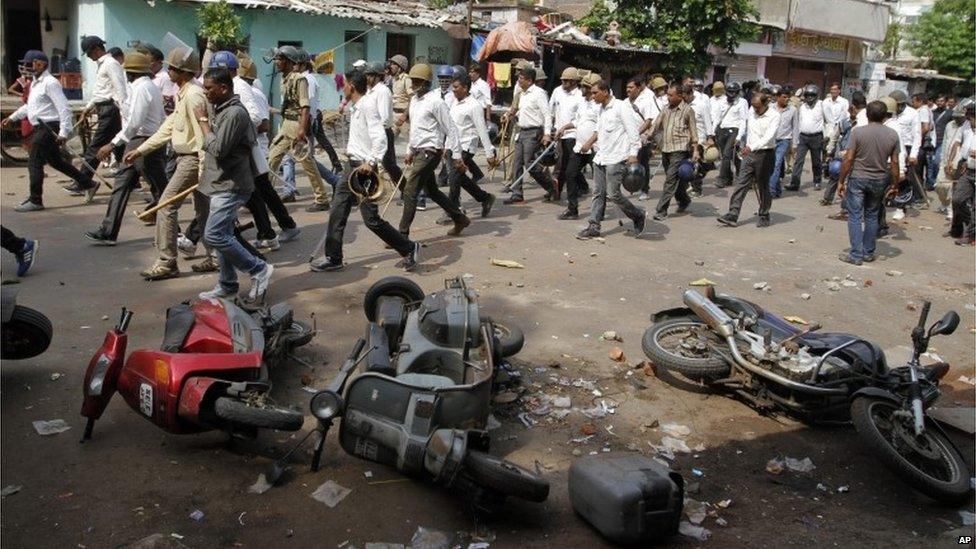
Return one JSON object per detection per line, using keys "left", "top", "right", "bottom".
{"left": 139, "top": 383, "right": 153, "bottom": 417}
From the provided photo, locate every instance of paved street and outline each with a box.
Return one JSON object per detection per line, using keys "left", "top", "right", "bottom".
{"left": 1, "top": 159, "right": 973, "bottom": 547}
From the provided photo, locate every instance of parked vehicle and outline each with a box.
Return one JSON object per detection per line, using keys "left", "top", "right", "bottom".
{"left": 80, "top": 299, "right": 313, "bottom": 441}
{"left": 643, "top": 287, "right": 970, "bottom": 503}
{"left": 1, "top": 287, "right": 53, "bottom": 360}
{"left": 275, "top": 276, "right": 548, "bottom": 504}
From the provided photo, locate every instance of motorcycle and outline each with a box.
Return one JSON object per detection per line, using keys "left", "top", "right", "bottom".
{"left": 80, "top": 298, "right": 314, "bottom": 441}
{"left": 2, "top": 287, "right": 53, "bottom": 360}
{"left": 272, "top": 276, "right": 549, "bottom": 505}
{"left": 643, "top": 287, "right": 970, "bottom": 503}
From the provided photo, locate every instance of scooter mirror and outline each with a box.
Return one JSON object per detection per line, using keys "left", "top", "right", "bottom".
{"left": 310, "top": 390, "right": 343, "bottom": 421}
{"left": 928, "top": 311, "right": 959, "bottom": 337}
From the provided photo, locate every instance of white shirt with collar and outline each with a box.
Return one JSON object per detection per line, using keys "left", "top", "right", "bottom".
{"left": 516, "top": 84, "right": 552, "bottom": 133}
{"left": 822, "top": 95, "right": 849, "bottom": 125}
{"left": 111, "top": 75, "right": 164, "bottom": 146}
{"left": 743, "top": 106, "right": 781, "bottom": 151}
{"left": 347, "top": 95, "right": 386, "bottom": 164}
{"left": 631, "top": 89, "right": 657, "bottom": 122}
{"left": 153, "top": 70, "right": 179, "bottom": 100}
{"left": 688, "top": 93, "right": 713, "bottom": 140}
{"left": 954, "top": 123, "right": 975, "bottom": 170}
{"left": 593, "top": 97, "right": 642, "bottom": 166}
{"left": 551, "top": 86, "right": 583, "bottom": 140}
{"left": 10, "top": 70, "right": 73, "bottom": 138}
{"left": 883, "top": 118, "right": 907, "bottom": 173}
{"left": 712, "top": 96, "right": 748, "bottom": 140}
{"left": 572, "top": 99, "right": 600, "bottom": 154}
{"left": 87, "top": 53, "right": 127, "bottom": 109}
{"left": 303, "top": 71, "right": 320, "bottom": 115}
{"left": 451, "top": 95, "right": 495, "bottom": 157}
{"left": 233, "top": 75, "right": 263, "bottom": 129}
{"left": 856, "top": 109, "right": 868, "bottom": 128}
{"left": 251, "top": 82, "right": 271, "bottom": 150}
{"left": 365, "top": 81, "right": 394, "bottom": 128}
{"left": 408, "top": 89, "right": 461, "bottom": 157}
{"left": 895, "top": 105, "right": 922, "bottom": 158}
{"left": 470, "top": 77, "right": 491, "bottom": 109}
{"left": 440, "top": 87, "right": 457, "bottom": 110}
{"left": 795, "top": 100, "right": 826, "bottom": 137}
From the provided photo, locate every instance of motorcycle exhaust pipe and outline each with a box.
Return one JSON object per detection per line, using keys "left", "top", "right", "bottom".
{"left": 682, "top": 290, "right": 735, "bottom": 338}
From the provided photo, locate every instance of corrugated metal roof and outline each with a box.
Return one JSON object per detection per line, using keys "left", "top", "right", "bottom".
{"left": 886, "top": 65, "right": 965, "bottom": 82}
{"left": 168, "top": 0, "right": 465, "bottom": 29}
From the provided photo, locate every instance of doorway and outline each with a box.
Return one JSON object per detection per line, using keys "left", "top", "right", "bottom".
{"left": 386, "top": 33, "right": 414, "bottom": 64}
{"left": 3, "top": 0, "right": 41, "bottom": 87}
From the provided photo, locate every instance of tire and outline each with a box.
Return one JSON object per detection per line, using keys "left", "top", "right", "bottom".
{"left": 486, "top": 319, "right": 524, "bottom": 358}
{"left": 462, "top": 450, "right": 549, "bottom": 502}
{"left": 280, "top": 320, "right": 314, "bottom": 348}
{"left": 642, "top": 317, "right": 730, "bottom": 382}
{"left": 1, "top": 305, "right": 53, "bottom": 360}
{"left": 363, "top": 276, "right": 425, "bottom": 321}
{"left": 213, "top": 397, "right": 304, "bottom": 431}
{"left": 0, "top": 126, "right": 29, "bottom": 166}
{"left": 851, "top": 396, "right": 971, "bottom": 503}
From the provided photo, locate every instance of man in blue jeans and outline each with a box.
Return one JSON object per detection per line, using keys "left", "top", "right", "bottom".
{"left": 768, "top": 87, "right": 796, "bottom": 198}
{"left": 194, "top": 67, "right": 273, "bottom": 300}
{"left": 837, "top": 101, "right": 901, "bottom": 266}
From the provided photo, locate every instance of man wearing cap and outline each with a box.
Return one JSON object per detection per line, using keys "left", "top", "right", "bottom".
{"left": 447, "top": 74, "right": 497, "bottom": 217}
{"left": 502, "top": 67, "right": 556, "bottom": 204}
{"left": 364, "top": 62, "right": 402, "bottom": 186}
{"left": 551, "top": 67, "right": 583, "bottom": 200}
{"left": 888, "top": 89, "right": 923, "bottom": 220}
{"left": 84, "top": 50, "right": 166, "bottom": 246}
{"left": 73, "top": 35, "right": 127, "bottom": 195}
{"left": 711, "top": 82, "right": 748, "bottom": 188}
{"left": 636, "top": 76, "right": 669, "bottom": 200}
{"left": 125, "top": 46, "right": 212, "bottom": 281}
{"left": 554, "top": 72, "right": 601, "bottom": 219}
{"left": 267, "top": 46, "right": 330, "bottom": 211}
{"left": 717, "top": 91, "right": 780, "bottom": 228}
{"left": 388, "top": 54, "right": 411, "bottom": 119}
{"left": 398, "top": 63, "right": 470, "bottom": 238}
{"left": 646, "top": 84, "right": 700, "bottom": 220}
{"left": 789, "top": 85, "right": 827, "bottom": 191}
{"left": 2, "top": 50, "right": 95, "bottom": 211}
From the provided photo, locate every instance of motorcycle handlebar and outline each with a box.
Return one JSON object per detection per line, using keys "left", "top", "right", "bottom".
{"left": 916, "top": 301, "right": 931, "bottom": 331}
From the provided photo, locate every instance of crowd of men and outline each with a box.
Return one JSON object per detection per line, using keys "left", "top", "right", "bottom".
{"left": 2, "top": 36, "right": 974, "bottom": 300}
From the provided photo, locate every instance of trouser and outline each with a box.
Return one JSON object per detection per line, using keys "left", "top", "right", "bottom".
{"left": 383, "top": 127, "right": 403, "bottom": 185}
{"left": 280, "top": 154, "right": 340, "bottom": 195}
{"left": 926, "top": 143, "right": 942, "bottom": 189}
{"left": 843, "top": 177, "right": 886, "bottom": 261}
{"left": 437, "top": 162, "right": 450, "bottom": 188}
{"left": 637, "top": 143, "right": 652, "bottom": 193}
{"left": 204, "top": 190, "right": 266, "bottom": 293}
{"left": 790, "top": 132, "right": 824, "bottom": 189}
{"left": 98, "top": 137, "right": 167, "bottom": 239}
{"left": 399, "top": 149, "right": 466, "bottom": 236}
{"left": 81, "top": 103, "right": 122, "bottom": 179}
{"left": 587, "top": 162, "right": 644, "bottom": 231}
{"left": 690, "top": 144, "right": 706, "bottom": 194}
{"left": 312, "top": 115, "right": 342, "bottom": 170}
{"left": 727, "top": 149, "right": 774, "bottom": 220}
{"left": 768, "top": 138, "right": 791, "bottom": 195}
{"left": 564, "top": 152, "right": 591, "bottom": 212}
{"left": 555, "top": 138, "right": 575, "bottom": 191}
{"left": 245, "top": 184, "right": 275, "bottom": 241}
{"left": 510, "top": 128, "right": 554, "bottom": 198}
{"left": 950, "top": 169, "right": 975, "bottom": 239}
{"left": 27, "top": 122, "right": 92, "bottom": 204}
{"left": 714, "top": 127, "right": 739, "bottom": 187}
{"left": 325, "top": 160, "right": 415, "bottom": 261}
{"left": 1, "top": 226, "right": 25, "bottom": 255}
{"left": 449, "top": 151, "right": 492, "bottom": 206}
{"left": 255, "top": 173, "right": 296, "bottom": 231}
{"left": 822, "top": 176, "right": 841, "bottom": 204}
{"left": 934, "top": 177, "right": 953, "bottom": 209}
{"left": 905, "top": 146, "right": 928, "bottom": 205}
{"left": 878, "top": 176, "right": 890, "bottom": 232}
{"left": 656, "top": 151, "right": 691, "bottom": 215}
{"left": 155, "top": 153, "right": 209, "bottom": 267}
{"left": 268, "top": 119, "right": 329, "bottom": 205}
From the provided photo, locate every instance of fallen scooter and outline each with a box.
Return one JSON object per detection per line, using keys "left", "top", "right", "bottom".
{"left": 1, "top": 287, "right": 53, "bottom": 360}
{"left": 643, "top": 287, "right": 970, "bottom": 503}
{"left": 80, "top": 298, "right": 313, "bottom": 441}
{"left": 274, "top": 276, "right": 548, "bottom": 504}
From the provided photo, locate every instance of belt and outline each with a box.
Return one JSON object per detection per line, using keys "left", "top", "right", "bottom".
{"left": 282, "top": 113, "right": 299, "bottom": 121}
{"left": 519, "top": 126, "right": 542, "bottom": 131}
{"left": 801, "top": 132, "right": 822, "bottom": 136}
{"left": 95, "top": 100, "right": 115, "bottom": 107}
{"left": 393, "top": 107, "right": 407, "bottom": 114}
{"left": 411, "top": 147, "right": 441, "bottom": 156}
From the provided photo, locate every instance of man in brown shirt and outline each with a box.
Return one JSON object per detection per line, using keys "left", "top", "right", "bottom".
{"left": 646, "top": 84, "right": 699, "bottom": 220}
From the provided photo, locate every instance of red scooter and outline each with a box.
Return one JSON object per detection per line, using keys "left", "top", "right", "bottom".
{"left": 81, "top": 298, "right": 313, "bottom": 441}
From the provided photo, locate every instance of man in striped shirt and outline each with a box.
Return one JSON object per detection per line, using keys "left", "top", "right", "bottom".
{"left": 645, "top": 84, "right": 699, "bottom": 221}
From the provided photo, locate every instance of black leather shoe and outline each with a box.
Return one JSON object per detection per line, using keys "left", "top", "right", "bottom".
{"left": 717, "top": 214, "right": 738, "bottom": 227}
{"left": 757, "top": 216, "right": 770, "bottom": 228}
{"left": 503, "top": 196, "right": 524, "bottom": 205}
{"left": 558, "top": 210, "right": 578, "bottom": 220}
{"left": 481, "top": 194, "right": 495, "bottom": 217}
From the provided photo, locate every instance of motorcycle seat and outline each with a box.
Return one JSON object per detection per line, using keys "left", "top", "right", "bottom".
{"left": 161, "top": 303, "right": 196, "bottom": 352}
{"left": 397, "top": 373, "right": 455, "bottom": 388}
{"left": 800, "top": 331, "right": 887, "bottom": 371}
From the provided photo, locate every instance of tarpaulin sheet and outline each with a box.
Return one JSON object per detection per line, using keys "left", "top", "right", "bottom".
{"left": 476, "top": 21, "right": 539, "bottom": 63}
{"left": 470, "top": 34, "right": 486, "bottom": 61}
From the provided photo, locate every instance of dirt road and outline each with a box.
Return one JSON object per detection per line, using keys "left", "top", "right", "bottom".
{"left": 1, "top": 161, "right": 973, "bottom": 548}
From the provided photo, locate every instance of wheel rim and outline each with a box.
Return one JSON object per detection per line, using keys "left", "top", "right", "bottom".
{"left": 654, "top": 321, "right": 716, "bottom": 362}
{"left": 866, "top": 400, "right": 961, "bottom": 484}
{"left": 492, "top": 324, "right": 511, "bottom": 341}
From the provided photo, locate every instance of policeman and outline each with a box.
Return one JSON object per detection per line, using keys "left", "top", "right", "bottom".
{"left": 503, "top": 67, "right": 556, "bottom": 204}
{"left": 388, "top": 54, "right": 411, "bottom": 122}
{"left": 789, "top": 85, "right": 826, "bottom": 191}
{"left": 363, "top": 61, "right": 402, "bottom": 185}
{"left": 267, "top": 45, "right": 330, "bottom": 211}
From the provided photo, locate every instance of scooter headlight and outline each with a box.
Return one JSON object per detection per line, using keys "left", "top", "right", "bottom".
{"left": 87, "top": 354, "right": 112, "bottom": 396}
{"left": 310, "top": 390, "right": 343, "bottom": 421}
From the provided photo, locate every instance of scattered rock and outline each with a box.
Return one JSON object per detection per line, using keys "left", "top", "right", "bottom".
{"left": 490, "top": 258, "right": 524, "bottom": 269}
{"left": 841, "top": 279, "right": 858, "bottom": 288}
{"left": 864, "top": 279, "right": 873, "bottom": 287}
{"left": 552, "top": 396, "right": 572, "bottom": 408}
{"left": 885, "top": 270, "right": 903, "bottom": 277}
{"left": 33, "top": 419, "right": 71, "bottom": 436}
{"left": 1, "top": 485, "right": 22, "bottom": 497}
{"left": 600, "top": 330, "right": 621, "bottom": 342}
{"left": 49, "top": 373, "right": 62, "bottom": 381}
{"left": 826, "top": 282, "right": 841, "bottom": 292}
{"left": 248, "top": 474, "right": 273, "bottom": 494}
{"left": 690, "top": 278, "right": 717, "bottom": 287}
{"left": 694, "top": 260, "right": 705, "bottom": 266}
{"left": 800, "top": 293, "right": 812, "bottom": 300}
{"left": 661, "top": 423, "right": 691, "bottom": 438}
{"left": 188, "top": 510, "right": 204, "bottom": 522}
{"left": 609, "top": 347, "right": 626, "bottom": 362}
{"left": 753, "top": 281, "right": 768, "bottom": 290}
{"left": 580, "top": 423, "right": 598, "bottom": 436}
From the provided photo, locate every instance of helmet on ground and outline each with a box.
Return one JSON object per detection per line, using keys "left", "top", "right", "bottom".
{"left": 887, "top": 178, "right": 914, "bottom": 208}
{"left": 487, "top": 121, "right": 499, "bottom": 143}
{"left": 703, "top": 145, "right": 720, "bottom": 163}
{"left": 881, "top": 97, "right": 898, "bottom": 115}
{"left": 828, "top": 158, "right": 842, "bottom": 179}
{"left": 677, "top": 159, "right": 696, "bottom": 182}
{"left": 436, "top": 64, "right": 454, "bottom": 79}
{"left": 209, "top": 50, "right": 239, "bottom": 70}
{"left": 275, "top": 45, "right": 302, "bottom": 64}
{"left": 408, "top": 63, "right": 433, "bottom": 82}
{"left": 650, "top": 76, "right": 668, "bottom": 91}
{"left": 388, "top": 54, "right": 409, "bottom": 71}
{"left": 165, "top": 46, "right": 200, "bottom": 74}
{"left": 622, "top": 163, "right": 646, "bottom": 193}
{"left": 560, "top": 67, "right": 580, "bottom": 81}
{"left": 365, "top": 61, "right": 386, "bottom": 76}
{"left": 580, "top": 73, "right": 601, "bottom": 88}
{"left": 122, "top": 51, "right": 152, "bottom": 74}
{"left": 536, "top": 144, "right": 557, "bottom": 167}
{"left": 888, "top": 90, "right": 908, "bottom": 104}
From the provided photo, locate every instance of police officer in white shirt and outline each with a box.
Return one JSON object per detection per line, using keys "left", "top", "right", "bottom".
{"left": 822, "top": 82, "right": 849, "bottom": 138}
{"left": 447, "top": 74, "right": 497, "bottom": 217}
{"left": 310, "top": 71, "right": 420, "bottom": 272}
{"left": 889, "top": 90, "right": 923, "bottom": 218}
{"left": 554, "top": 72, "right": 601, "bottom": 220}
{"left": 712, "top": 82, "right": 748, "bottom": 187}
{"left": 84, "top": 50, "right": 166, "bottom": 245}
{"left": 74, "top": 35, "right": 128, "bottom": 193}
{"left": 789, "top": 84, "right": 827, "bottom": 191}
{"left": 364, "top": 62, "right": 403, "bottom": 185}
{"left": 303, "top": 51, "right": 342, "bottom": 174}
{"left": 681, "top": 76, "right": 714, "bottom": 196}
{"left": 502, "top": 67, "right": 557, "bottom": 203}
{"left": 576, "top": 79, "right": 646, "bottom": 239}
{"left": 718, "top": 90, "right": 781, "bottom": 228}
{"left": 3, "top": 50, "right": 96, "bottom": 211}
{"left": 467, "top": 64, "right": 492, "bottom": 113}
{"left": 551, "top": 68, "right": 584, "bottom": 201}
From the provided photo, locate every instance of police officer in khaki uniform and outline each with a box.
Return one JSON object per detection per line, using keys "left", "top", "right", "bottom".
{"left": 388, "top": 55, "right": 411, "bottom": 120}
{"left": 267, "top": 45, "right": 329, "bottom": 211}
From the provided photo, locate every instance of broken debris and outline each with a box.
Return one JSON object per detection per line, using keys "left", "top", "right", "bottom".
{"left": 33, "top": 419, "right": 71, "bottom": 436}
{"left": 490, "top": 258, "right": 524, "bottom": 269}
{"left": 310, "top": 480, "right": 351, "bottom": 508}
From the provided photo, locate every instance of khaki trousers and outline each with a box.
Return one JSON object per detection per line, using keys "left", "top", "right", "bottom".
{"left": 269, "top": 119, "right": 329, "bottom": 205}
{"left": 154, "top": 153, "right": 210, "bottom": 267}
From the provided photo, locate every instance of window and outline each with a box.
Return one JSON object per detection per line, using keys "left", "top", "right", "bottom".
{"left": 386, "top": 33, "right": 415, "bottom": 65}
{"left": 344, "top": 31, "right": 366, "bottom": 72}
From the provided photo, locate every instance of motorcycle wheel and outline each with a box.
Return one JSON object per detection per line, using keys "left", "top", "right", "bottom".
{"left": 280, "top": 320, "right": 314, "bottom": 348}
{"left": 213, "top": 397, "right": 304, "bottom": 431}
{"left": 363, "top": 276, "right": 425, "bottom": 321}
{"left": 462, "top": 451, "right": 549, "bottom": 502}
{"left": 1, "top": 305, "right": 53, "bottom": 360}
{"left": 485, "top": 318, "right": 524, "bottom": 358}
{"left": 851, "top": 396, "right": 970, "bottom": 503}
{"left": 642, "top": 317, "right": 730, "bottom": 382}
